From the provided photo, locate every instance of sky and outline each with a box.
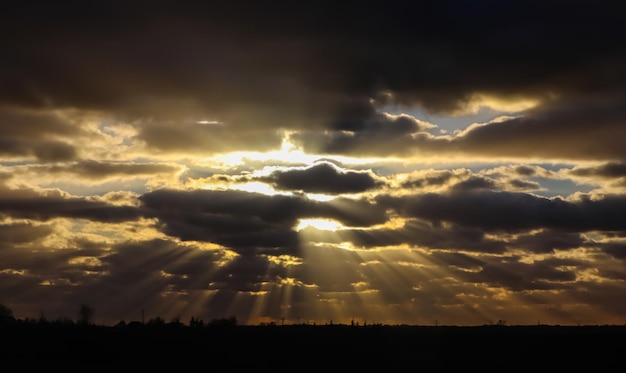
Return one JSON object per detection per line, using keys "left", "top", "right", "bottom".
{"left": 1, "top": 1, "right": 626, "bottom": 327}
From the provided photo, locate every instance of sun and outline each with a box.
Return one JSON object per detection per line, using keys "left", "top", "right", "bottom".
{"left": 207, "top": 132, "right": 320, "bottom": 169}
{"left": 296, "top": 218, "right": 344, "bottom": 232}
{"left": 207, "top": 131, "right": 378, "bottom": 170}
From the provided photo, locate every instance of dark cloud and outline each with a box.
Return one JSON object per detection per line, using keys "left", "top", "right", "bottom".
{"left": 140, "top": 188, "right": 310, "bottom": 226}
{"left": 507, "top": 179, "right": 541, "bottom": 191}
{"left": 0, "top": 185, "right": 141, "bottom": 222}
{"left": 511, "top": 230, "right": 586, "bottom": 253}
{"left": 0, "top": 107, "right": 82, "bottom": 160}
{"left": 447, "top": 97, "right": 626, "bottom": 161}
{"left": 302, "top": 219, "right": 507, "bottom": 254}
{"left": 68, "top": 238, "right": 110, "bottom": 257}
{"left": 292, "top": 111, "right": 435, "bottom": 157}
{"left": 379, "top": 191, "right": 626, "bottom": 233}
{"left": 599, "top": 242, "right": 626, "bottom": 260}
{"left": 40, "top": 160, "right": 181, "bottom": 180}
{"left": 260, "top": 161, "right": 381, "bottom": 194}
{"left": 3, "top": 1, "right": 622, "bottom": 134}
{"left": 315, "top": 197, "right": 388, "bottom": 227}
{"left": 0, "top": 222, "right": 52, "bottom": 246}
{"left": 32, "top": 141, "right": 77, "bottom": 162}
{"left": 139, "top": 188, "right": 388, "bottom": 251}
{"left": 164, "top": 217, "right": 299, "bottom": 254}
{"left": 570, "top": 163, "right": 626, "bottom": 178}
{"left": 460, "top": 259, "right": 578, "bottom": 292}
{"left": 450, "top": 176, "right": 498, "bottom": 192}
{"left": 0, "top": 108, "right": 78, "bottom": 138}
{"left": 298, "top": 95, "right": 626, "bottom": 160}
{"left": 428, "top": 251, "right": 485, "bottom": 270}
{"left": 515, "top": 165, "right": 537, "bottom": 176}
{"left": 1, "top": 1, "right": 624, "bottom": 162}
{"left": 400, "top": 170, "right": 464, "bottom": 189}
{"left": 205, "top": 254, "right": 287, "bottom": 293}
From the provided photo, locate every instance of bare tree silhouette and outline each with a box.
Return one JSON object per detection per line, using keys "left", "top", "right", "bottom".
{"left": 0, "top": 303, "right": 15, "bottom": 324}
{"left": 78, "top": 304, "right": 94, "bottom": 325}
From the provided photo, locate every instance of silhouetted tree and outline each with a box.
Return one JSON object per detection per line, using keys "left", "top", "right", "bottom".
{"left": 54, "top": 316, "right": 75, "bottom": 325}
{"left": 189, "top": 316, "right": 204, "bottom": 327}
{"left": 0, "top": 303, "right": 15, "bottom": 324}
{"left": 208, "top": 316, "right": 237, "bottom": 327}
{"left": 78, "top": 304, "right": 94, "bottom": 325}
{"left": 167, "top": 317, "right": 184, "bottom": 328}
{"left": 39, "top": 310, "right": 47, "bottom": 324}
{"left": 147, "top": 316, "right": 165, "bottom": 326}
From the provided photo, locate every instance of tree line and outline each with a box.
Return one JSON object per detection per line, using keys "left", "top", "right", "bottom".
{"left": 0, "top": 302, "right": 238, "bottom": 328}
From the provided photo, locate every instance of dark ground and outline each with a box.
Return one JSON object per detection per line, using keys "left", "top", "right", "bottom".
{"left": 2, "top": 323, "right": 624, "bottom": 371}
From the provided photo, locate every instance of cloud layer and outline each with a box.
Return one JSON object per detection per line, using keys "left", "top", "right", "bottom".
{"left": 1, "top": 1, "right": 626, "bottom": 326}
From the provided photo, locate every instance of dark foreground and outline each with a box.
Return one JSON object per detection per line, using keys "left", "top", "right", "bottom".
{"left": 2, "top": 324, "right": 624, "bottom": 371}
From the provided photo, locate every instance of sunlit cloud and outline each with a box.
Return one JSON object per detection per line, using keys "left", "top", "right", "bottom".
{"left": 296, "top": 218, "right": 344, "bottom": 232}
{"left": 453, "top": 93, "right": 541, "bottom": 116}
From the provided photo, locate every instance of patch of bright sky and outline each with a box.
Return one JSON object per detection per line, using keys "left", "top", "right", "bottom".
{"left": 97, "top": 120, "right": 136, "bottom": 147}
{"left": 529, "top": 177, "right": 596, "bottom": 198}
{"left": 40, "top": 178, "right": 150, "bottom": 197}
{"left": 397, "top": 105, "right": 523, "bottom": 134}
{"left": 0, "top": 160, "right": 34, "bottom": 167}
{"left": 226, "top": 177, "right": 337, "bottom": 202}
{"left": 97, "top": 120, "right": 117, "bottom": 137}
{"left": 228, "top": 181, "right": 289, "bottom": 196}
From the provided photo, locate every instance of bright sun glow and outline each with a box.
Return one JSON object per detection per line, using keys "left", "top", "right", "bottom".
{"left": 296, "top": 218, "right": 344, "bottom": 231}
{"left": 208, "top": 132, "right": 380, "bottom": 169}
{"left": 218, "top": 180, "right": 336, "bottom": 201}
{"left": 229, "top": 181, "right": 287, "bottom": 196}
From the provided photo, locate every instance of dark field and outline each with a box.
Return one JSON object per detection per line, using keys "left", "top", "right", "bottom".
{"left": 2, "top": 323, "right": 624, "bottom": 371}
